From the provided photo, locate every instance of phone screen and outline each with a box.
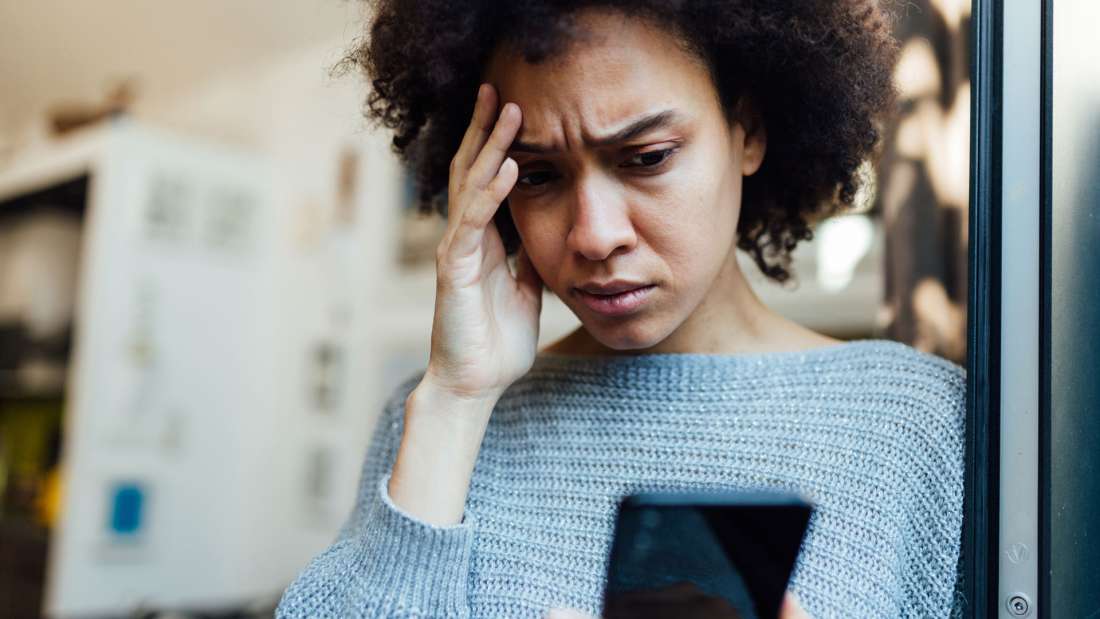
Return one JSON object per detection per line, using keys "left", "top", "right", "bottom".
{"left": 602, "top": 491, "right": 813, "bottom": 619}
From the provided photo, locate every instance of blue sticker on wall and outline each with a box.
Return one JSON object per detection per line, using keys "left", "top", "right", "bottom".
{"left": 109, "top": 482, "right": 145, "bottom": 535}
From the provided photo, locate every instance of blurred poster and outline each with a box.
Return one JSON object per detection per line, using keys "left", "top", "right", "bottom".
{"left": 876, "top": 0, "right": 971, "bottom": 363}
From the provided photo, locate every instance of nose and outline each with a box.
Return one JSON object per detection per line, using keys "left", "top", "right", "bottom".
{"left": 565, "top": 174, "right": 637, "bottom": 262}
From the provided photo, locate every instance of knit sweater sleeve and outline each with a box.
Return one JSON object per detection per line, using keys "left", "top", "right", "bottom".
{"left": 902, "top": 358, "right": 968, "bottom": 618}
{"left": 275, "top": 373, "right": 478, "bottom": 619}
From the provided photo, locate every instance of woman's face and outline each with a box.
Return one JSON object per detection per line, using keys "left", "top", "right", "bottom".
{"left": 485, "top": 9, "right": 765, "bottom": 352}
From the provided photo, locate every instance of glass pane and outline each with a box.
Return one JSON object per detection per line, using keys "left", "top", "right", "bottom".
{"left": 1051, "top": 1, "right": 1100, "bottom": 615}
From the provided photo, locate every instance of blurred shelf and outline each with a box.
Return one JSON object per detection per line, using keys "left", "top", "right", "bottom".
{"left": 0, "top": 516, "right": 49, "bottom": 619}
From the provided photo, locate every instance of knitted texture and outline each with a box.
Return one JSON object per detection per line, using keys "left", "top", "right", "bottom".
{"left": 277, "top": 339, "right": 966, "bottom": 618}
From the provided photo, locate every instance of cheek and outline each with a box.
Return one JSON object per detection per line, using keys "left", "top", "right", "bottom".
{"left": 508, "top": 207, "right": 566, "bottom": 276}
{"left": 641, "top": 161, "right": 739, "bottom": 263}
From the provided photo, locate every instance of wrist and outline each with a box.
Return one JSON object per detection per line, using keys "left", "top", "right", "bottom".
{"left": 406, "top": 378, "right": 500, "bottom": 431}
{"left": 389, "top": 379, "right": 496, "bottom": 526}
{"left": 414, "top": 372, "right": 504, "bottom": 411}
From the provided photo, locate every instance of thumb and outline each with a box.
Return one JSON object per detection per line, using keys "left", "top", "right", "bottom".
{"left": 781, "top": 590, "right": 811, "bottom": 619}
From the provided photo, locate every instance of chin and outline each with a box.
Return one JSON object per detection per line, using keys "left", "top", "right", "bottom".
{"left": 581, "top": 316, "right": 672, "bottom": 353}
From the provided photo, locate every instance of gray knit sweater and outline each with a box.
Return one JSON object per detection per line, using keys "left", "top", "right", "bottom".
{"left": 276, "top": 339, "right": 966, "bottom": 618}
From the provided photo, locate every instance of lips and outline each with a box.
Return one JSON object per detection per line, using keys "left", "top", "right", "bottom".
{"left": 575, "top": 280, "right": 651, "bottom": 295}
{"left": 572, "top": 282, "right": 656, "bottom": 317}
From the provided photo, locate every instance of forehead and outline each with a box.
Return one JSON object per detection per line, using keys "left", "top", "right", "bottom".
{"left": 483, "top": 10, "right": 718, "bottom": 143}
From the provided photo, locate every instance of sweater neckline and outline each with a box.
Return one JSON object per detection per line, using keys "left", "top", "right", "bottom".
{"left": 529, "top": 338, "right": 906, "bottom": 376}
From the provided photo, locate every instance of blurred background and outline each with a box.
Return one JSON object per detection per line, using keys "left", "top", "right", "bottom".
{"left": 0, "top": 1, "right": 971, "bottom": 617}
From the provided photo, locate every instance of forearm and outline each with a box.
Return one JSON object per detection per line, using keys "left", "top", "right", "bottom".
{"left": 278, "top": 373, "right": 480, "bottom": 618}
{"left": 387, "top": 379, "right": 498, "bottom": 526}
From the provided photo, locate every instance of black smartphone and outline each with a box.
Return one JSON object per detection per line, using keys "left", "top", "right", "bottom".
{"left": 601, "top": 490, "right": 814, "bottom": 619}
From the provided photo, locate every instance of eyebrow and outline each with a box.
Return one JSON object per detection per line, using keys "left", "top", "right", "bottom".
{"left": 508, "top": 110, "right": 680, "bottom": 155}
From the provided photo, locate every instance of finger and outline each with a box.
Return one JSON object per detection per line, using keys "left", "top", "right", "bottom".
{"left": 781, "top": 591, "right": 811, "bottom": 619}
{"left": 443, "top": 215, "right": 502, "bottom": 275}
{"left": 439, "top": 153, "right": 515, "bottom": 261}
{"left": 465, "top": 101, "right": 522, "bottom": 190}
{"left": 450, "top": 83, "right": 499, "bottom": 178}
{"left": 459, "top": 155, "right": 518, "bottom": 234}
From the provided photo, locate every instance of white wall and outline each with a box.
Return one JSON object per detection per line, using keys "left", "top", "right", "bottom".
{"left": 135, "top": 37, "right": 419, "bottom": 582}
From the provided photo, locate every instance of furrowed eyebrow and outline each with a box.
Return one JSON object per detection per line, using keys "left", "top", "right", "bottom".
{"left": 508, "top": 110, "right": 680, "bottom": 155}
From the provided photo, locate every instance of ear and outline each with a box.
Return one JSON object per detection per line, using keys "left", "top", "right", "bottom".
{"left": 734, "top": 96, "right": 767, "bottom": 176}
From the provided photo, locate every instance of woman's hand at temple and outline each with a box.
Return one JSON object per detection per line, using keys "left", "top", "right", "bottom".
{"left": 423, "top": 82, "right": 543, "bottom": 403}
{"left": 387, "top": 83, "right": 541, "bottom": 527}
{"left": 544, "top": 589, "right": 812, "bottom": 619}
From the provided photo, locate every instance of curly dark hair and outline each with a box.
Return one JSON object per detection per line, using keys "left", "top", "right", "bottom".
{"left": 337, "top": 0, "right": 900, "bottom": 283}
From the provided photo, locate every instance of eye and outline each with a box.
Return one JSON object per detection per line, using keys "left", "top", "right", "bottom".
{"left": 622, "top": 148, "right": 677, "bottom": 168}
{"left": 516, "top": 169, "right": 558, "bottom": 187}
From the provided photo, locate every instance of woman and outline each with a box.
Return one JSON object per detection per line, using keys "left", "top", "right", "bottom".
{"left": 278, "top": 2, "right": 966, "bottom": 617}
